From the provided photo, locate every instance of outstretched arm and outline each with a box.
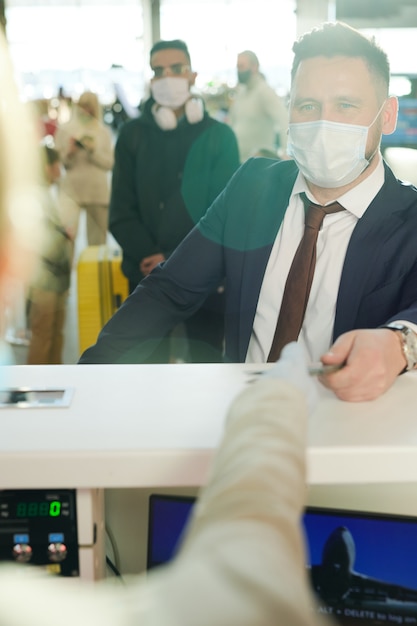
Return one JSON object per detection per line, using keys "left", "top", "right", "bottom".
{"left": 134, "top": 343, "right": 324, "bottom": 626}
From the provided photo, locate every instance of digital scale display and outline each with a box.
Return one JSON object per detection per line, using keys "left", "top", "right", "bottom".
{"left": 15, "top": 501, "right": 62, "bottom": 518}
{"left": 0, "top": 489, "right": 79, "bottom": 577}
{"left": 0, "top": 490, "right": 72, "bottom": 522}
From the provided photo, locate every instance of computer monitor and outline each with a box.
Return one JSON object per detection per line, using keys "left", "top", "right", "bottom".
{"left": 147, "top": 494, "right": 195, "bottom": 569}
{"left": 147, "top": 494, "right": 417, "bottom": 625}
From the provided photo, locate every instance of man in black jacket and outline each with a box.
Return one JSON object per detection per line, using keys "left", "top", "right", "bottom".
{"left": 109, "top": 39, "right": 240, "bottom": 362}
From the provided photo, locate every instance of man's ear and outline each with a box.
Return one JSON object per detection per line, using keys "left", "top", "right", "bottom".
{"left": 382, "top": 96, "right": 398, "bottom": 135}
{"left": 189, "top": 71, "right": 197, "bottom": 87}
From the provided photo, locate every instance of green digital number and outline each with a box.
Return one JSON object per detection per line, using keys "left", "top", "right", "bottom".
{"left": 49, "top": 501, "right": 61, "bottom": 517}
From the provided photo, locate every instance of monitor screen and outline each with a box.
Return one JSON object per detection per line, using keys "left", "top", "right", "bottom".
{"left": 304, "top": 507, "right": 417, "bottom": 625}
{"left": 147, "top": 495, "right": 417, "bottom": 625}
{"left": 147, "top": 495, "right": 195, "bottom": 569}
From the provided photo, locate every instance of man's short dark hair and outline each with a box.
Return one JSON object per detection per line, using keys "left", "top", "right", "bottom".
{"left": 291, "top": 22, "right": 390, "bottom": 94}
{"left": 150, "top": 39, "right": 191, "bottom": 64}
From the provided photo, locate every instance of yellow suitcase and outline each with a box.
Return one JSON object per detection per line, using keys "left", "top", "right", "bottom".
{"left": 77, "top": 245, "right": 129, "bottom": 355}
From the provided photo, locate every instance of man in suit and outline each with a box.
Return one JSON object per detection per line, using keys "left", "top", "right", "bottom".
{"left": 80, "top": 22, "right": 417, "bottom": 403}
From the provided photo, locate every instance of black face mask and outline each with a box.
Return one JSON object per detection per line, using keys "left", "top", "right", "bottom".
{"left": 237, "top": 70, "right": 251, "bottom": 84}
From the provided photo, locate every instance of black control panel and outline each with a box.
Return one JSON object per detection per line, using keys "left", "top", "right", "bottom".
{"left": 0, "top": 489, "right": 79, "bottom": 576}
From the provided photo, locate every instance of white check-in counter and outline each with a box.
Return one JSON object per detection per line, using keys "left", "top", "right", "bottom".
{"left": 1, "top": 363, "right": 417, "bottom": 489}
{"left": 1, "top": 363, "right": 417, "bottom": 574}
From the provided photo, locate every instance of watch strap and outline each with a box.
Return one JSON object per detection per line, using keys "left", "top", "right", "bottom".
{"left": 380, "top": 323, "right": 417, "bottom": 372}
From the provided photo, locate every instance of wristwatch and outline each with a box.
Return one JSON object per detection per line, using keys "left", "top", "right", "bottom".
{"left": 381, "top": 323, "right": 417, "bottom": 371}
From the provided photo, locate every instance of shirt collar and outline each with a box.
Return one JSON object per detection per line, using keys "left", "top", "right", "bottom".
{"left": 291, "top": 155, "right": 385, "bottom": 219}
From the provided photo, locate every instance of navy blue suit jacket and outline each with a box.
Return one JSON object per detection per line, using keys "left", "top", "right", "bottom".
{"left": 80, "top": 158, "right": 417, "bottom": 364}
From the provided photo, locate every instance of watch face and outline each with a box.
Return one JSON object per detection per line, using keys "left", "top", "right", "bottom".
{"left": 386, "top": 324, "right": 417, "bottom": 370}
{"left": 406, "top": 329, "right": 417, "bottom": 367}
{"left": 396, "top": 326, "right": 417, "bottom": 370}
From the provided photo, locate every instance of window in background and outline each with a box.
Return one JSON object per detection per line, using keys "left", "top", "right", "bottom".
{"left": 6, "top": 0, "right": 144, "bottom": 110}
{"left": 361, "top": 28, "right": 417, "bottom": 74}
{"left": 159, "top": 0, "right": 297, "bottom": 96}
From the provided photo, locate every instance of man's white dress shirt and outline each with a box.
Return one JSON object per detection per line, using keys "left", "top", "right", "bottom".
{"left": 246, "top": 157, "right": 386, "bottom": 363}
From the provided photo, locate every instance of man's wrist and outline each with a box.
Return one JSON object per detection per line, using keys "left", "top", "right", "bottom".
{"left": 380, "top": 323, "right": 417, "bottom": 372}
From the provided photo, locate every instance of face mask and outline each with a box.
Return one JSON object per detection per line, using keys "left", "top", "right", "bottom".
{"left": 238, "top": 70, "right": 251, "bottom": 84}
{"left": 151, "top": 77, "right": 190, "bottom": 109}
{"left": 287, "top": 104, "right": 385, "bottom": 188}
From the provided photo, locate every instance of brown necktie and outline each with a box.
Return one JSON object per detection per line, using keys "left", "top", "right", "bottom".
{"left": 267, "top": 194, "right": 344, "bottom": 362}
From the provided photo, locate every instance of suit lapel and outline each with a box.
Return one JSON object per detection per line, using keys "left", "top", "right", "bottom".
{"left": 334, "top": 163, "right": 413, "bottom": 338}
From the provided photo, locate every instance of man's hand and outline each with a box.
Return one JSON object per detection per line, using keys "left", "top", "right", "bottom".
{"left": 140, "top": 253, "right": 165, "bottom": 276}
{"left": 319, "top": 329, "right": 407, "bottom": 402}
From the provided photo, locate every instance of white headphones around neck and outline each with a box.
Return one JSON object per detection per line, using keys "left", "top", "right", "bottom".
{"left": 152, "top": 98, "right": 204, "bottom": 130}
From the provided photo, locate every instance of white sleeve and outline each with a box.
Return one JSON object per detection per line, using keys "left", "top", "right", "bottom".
{"left": 131, "top": 379, "right": 326, "bottom": 626}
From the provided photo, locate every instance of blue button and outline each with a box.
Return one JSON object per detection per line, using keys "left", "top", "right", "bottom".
{"left": 48, "top": 533, "right": 64, "bottom": 542}
{"left": 13, "top": 534, "right": 29, "bottom": 543}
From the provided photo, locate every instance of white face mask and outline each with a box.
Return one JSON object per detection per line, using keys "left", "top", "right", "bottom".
{"left": 151, "top": 77, "right": 190, "bottom": 109}
{"left": 287, "top": 104, "right": 385, "bottom": 188}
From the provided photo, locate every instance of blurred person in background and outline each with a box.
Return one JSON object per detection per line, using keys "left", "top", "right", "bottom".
{"left": 229, "top": 50, "right": 288, "bottom": 162}
{"left": 32, "top": 98, "right": 58, "bottom": 140}
{"left": 109, "top": 39, "right": 240, "bottom": 363}
{"left": 55, "top": 90, "right": 114, "bottom": 246}
{"left": 26, "top": 146, "right": 72, "bottom": 365}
